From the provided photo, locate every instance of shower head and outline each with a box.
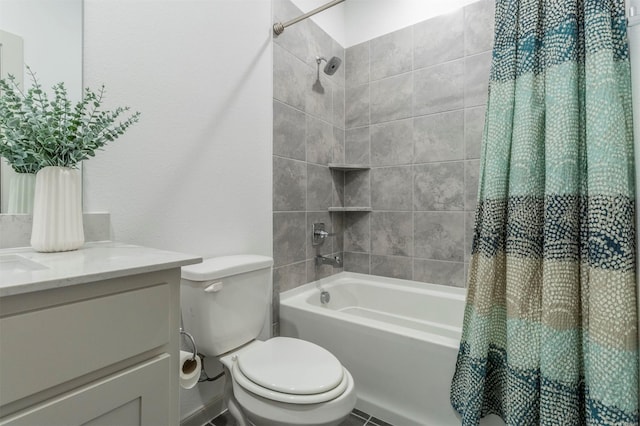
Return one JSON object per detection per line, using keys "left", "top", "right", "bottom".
{"left": 316, "top": 56, "right": 342, "bottom": 76}
{"left": 323, "top": 56, "right": 341, "bottom": 75}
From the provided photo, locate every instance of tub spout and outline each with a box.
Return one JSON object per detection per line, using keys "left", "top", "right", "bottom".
{"left": 315, "top": 254, "right": 342, "bottom": 267}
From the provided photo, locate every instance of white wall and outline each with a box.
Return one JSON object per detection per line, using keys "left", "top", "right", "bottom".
{"left": 83, "top": 0, "right": 273, "bottom": 420}
{"left": 0, "top": 0, "right": 82, "bottom": 99}
{"left": 344, "top": 0, "right": 481, "bottom": 46}
{"left": 290, "top": 0, "right": 347, "bottom": 46}
{"left": 291, "top": 0, "right": 483, "bottom": 48}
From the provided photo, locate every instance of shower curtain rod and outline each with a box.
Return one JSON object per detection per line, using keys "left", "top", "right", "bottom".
{"left": 273, "top": 0, "right": 345, "bottom": 35}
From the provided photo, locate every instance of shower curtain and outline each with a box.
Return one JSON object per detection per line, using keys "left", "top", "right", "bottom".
{"left": 450, "top": 0, "right": 639, "bottom": 425}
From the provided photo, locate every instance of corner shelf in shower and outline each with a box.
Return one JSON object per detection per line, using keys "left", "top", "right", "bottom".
{"left": 328, "top": 164, "right": 371, "bottom": 212}
{"left": 328, "top": 206, "right": 372, "bottom": 212}
{"left": 328, "top": 163, "right": 370, "bottom": 171}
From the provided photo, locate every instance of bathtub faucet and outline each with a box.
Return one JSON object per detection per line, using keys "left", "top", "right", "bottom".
{"left": 315, "top": 254, "right": 342, "bottom": 268}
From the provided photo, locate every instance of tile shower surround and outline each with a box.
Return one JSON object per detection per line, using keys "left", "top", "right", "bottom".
{"left": 272, "top": 0, "right": 347, "bottom": 334}
{"left": 273, "top": 0, "right": 494, "bottom": 330}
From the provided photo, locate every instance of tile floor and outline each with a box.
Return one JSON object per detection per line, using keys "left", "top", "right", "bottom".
{"left": 207, "top": 408, "right": 394, "bottom": 426}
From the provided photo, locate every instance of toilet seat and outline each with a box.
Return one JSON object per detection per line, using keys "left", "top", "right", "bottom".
{"left": 238, "top": 337, "right": 344, "bottom": 394}
{"left": 230, "top": 337, "right": 349, "bottom": 404}
{"left": 232, "top": 362, "right": 350, "bottom": 404}
{"left": 231, "top": 364, "right": 357, "bottom": 426}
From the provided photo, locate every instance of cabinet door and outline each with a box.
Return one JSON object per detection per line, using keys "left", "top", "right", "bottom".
{"left": 0, "top": 283, "right": 171, "bottom": 406}
{"left": 0, "top": 354, "right": 171, "bottom": 426}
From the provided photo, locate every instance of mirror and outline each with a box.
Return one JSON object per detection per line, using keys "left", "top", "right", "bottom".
{"left": 0, "top": 0, "right": 83, "bottom": 213}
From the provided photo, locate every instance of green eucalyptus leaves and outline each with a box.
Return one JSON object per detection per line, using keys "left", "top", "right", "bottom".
{"left": 0, "top": 67, "right": 140, "bottom": 173}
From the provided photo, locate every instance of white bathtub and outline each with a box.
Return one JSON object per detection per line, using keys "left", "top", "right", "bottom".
{"left": 279, "top": 272, "right": 504, "bottom": 426}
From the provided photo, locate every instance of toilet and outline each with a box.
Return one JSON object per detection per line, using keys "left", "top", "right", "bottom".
{"left": 180, "top": 255, "right": 356, "bottom": 426}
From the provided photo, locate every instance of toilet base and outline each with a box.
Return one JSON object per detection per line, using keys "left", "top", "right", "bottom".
{"left": 231, "top": 372, "right": 355, "bottom": 426}
{"left": 222, "top": 366, "right": 250, "bottom": 426}
{"left": 219, "top": 340, "right": 356, "bottom": 426}
{"left": 221, "top": 367, "right": 355, "bottom": 426}
{"left": 222, "top": 374, "right": 352, "bottom": 426}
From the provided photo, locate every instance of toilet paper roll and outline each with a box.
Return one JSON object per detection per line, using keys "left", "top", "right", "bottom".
{"left": 179, "top": 350, "right": 202, "bottom": 389}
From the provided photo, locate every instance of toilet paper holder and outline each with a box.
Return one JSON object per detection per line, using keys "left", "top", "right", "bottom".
{"left": 180, "top": 328, "right": 198, "bottom": 361}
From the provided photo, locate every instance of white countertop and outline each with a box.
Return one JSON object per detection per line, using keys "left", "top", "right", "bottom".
{"left": 0, "top": 242, "right": 202, "bottom": 297}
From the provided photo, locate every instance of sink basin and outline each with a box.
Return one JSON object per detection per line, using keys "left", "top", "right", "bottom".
{"left": 0, "top": 254, "right": 48, "bottom": 274}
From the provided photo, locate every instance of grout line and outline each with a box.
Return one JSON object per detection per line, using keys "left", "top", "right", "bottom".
{"left": 273, "top": 210, "right": 321, "bottom": 214}
{"left": 273, "top": 96, "right": 344, "bottom": 131}
{"left": 413, "top": 55, "right": 465, "bottom": 73}
{"left": 367, "top": 53, "right": 372, "bottom": 277}
{"left": 344, "top": 107, "right": 480, "bottom": 131}
{"left": 359, "top": 209, "right": 468, "bottom": 213}
{"left": 370, "top": 159, "right": 476, "bottom": 167}
{"left": 350, "top": 409, "right": 371, "bottom": 421}
{"left": 343, "top": 250, "right": 465, "bottom": 262}
{"left": 462, "top": 95, "right": 467, "bottom": 277}
{"left": 272, "top": 153, "right": 334, "bottom": 167}
{"left": 274, "top": 258, "right": 309, "bottom": 269}
{"left": 343, "top": 107, "right": 485, "bottom": 133}
{"left": 368, "top": 67, "right": 414, "bottom": 84}
{"left": 410, "top": 19, "right": 417, "bottom": 280}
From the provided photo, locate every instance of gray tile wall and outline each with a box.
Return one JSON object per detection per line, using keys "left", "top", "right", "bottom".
{"left": 272, "top": 0, "right": 346, "bottom": 333}
{"left": 341, "top": 0, "right": 495, "bottom": 288}
{"left": 272, "top": 0, "right": 495, "bottom": 331}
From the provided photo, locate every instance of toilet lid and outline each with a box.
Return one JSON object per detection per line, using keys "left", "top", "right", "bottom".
{"left": 237, "top": 337, "right": 344, "bottom": 395}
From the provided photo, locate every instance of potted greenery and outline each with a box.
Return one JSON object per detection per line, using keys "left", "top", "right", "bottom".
{"left": 0, "top": 67, "right": 140, "bottom": 252}
{"left": 1, "top": 155, "right": 38, "bottom": 214}
{"left": 0, "top": 77, "right": 41, "bottom": 214}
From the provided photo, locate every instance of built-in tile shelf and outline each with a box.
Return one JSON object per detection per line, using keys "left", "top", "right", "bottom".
{"left": 328, "top": 207, "right": 372, "bottom": 212}
{"left": 328, "top": 164, "right": 371, "bottom": 212}
{"left": 328, "top": 163, "right": 370, "bottom": 171}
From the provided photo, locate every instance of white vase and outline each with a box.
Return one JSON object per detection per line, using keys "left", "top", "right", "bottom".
{"left": 31, "top": 166, "right": 84, "bottom": 252}
{"left": 7, "top": 172, "right": 36, "bottom": 214}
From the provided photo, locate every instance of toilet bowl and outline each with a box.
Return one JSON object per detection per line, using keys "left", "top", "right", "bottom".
{"left": 180, "top": 255, "right": 356, "bottom": 426}
{"left": 219, "top": 338, "right": 356, "bottom": 426}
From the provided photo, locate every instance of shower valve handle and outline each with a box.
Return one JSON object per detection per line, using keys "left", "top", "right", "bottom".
{"left": 314, "top": 229, "right": 335, "bottom": 238}
{"left": 312, "top": 222, "right": 335, "bottom": 245}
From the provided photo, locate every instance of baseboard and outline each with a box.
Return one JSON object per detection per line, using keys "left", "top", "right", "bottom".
{"left": 180, "top": 396, "right": 225, "bottom": 426}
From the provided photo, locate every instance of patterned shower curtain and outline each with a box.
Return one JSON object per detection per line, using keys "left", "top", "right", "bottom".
{"left": 450, "top": 0, "right": 638, "bottom": 425}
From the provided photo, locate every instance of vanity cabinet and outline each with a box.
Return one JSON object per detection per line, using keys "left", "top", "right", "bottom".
{"left": 2, "top": 355, "right": 170, "bottom": 426}
{"left": 0, "top": 243, "right": 200, "bottom": 426}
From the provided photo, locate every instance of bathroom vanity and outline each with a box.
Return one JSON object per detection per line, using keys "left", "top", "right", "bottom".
{"left": 0, "top": 242, "right": 200, "bottom": 426}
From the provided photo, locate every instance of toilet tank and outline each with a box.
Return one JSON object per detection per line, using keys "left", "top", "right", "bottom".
{"left": 180, "top": 255, "right": 273, "bottom": 356}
